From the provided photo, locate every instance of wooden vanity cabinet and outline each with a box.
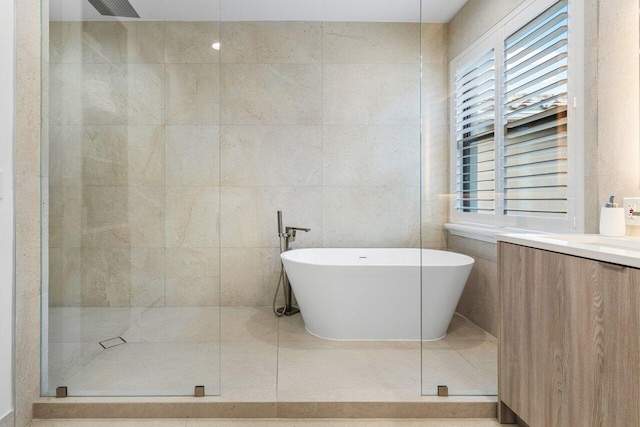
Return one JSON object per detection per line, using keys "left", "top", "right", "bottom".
{"left": 499, "top": 242, "right": 640, "bottom": 426}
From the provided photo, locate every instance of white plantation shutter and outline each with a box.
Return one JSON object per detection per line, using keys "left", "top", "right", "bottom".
{"left": 502, "top": 0, "right": 569, "bottom": 219}
{"left": 454, "top": 49, "right": 496, "bottom": 214}
{"left": 450, "top": 0, "right": 581, "bottom": 232}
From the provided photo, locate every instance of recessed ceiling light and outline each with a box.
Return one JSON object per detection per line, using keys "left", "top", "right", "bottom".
{"left": 212, "top": 42, "right": 221, "bottom": 51}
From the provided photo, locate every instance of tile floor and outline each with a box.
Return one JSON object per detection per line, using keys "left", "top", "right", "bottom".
{"left": 45, "top": 307, "right": 497, "bottom": 400}
{"left": 29, "top": 419, "right": 502, "bottom": 426}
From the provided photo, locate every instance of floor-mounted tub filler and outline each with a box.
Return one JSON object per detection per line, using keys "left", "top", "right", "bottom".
{"left": 281, "top": 248, "right": 474, "bottom": 341}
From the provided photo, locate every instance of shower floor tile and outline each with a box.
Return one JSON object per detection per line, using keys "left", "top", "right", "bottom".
{"left": 45, "top": 307, "right": 497, "bottom": 400}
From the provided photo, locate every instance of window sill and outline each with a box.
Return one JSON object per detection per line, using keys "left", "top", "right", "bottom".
{"left": 444, "top": 223, "right": 548, "bottom": 244}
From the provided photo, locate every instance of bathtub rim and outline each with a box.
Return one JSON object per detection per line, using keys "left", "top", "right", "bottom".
{"left": 280, "top": 247, "right": 475, "bottom": 268}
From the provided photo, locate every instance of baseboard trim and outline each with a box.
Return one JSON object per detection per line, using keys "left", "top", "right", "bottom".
{"left": 33, "top": 397, "right": 497, "bottom": 419}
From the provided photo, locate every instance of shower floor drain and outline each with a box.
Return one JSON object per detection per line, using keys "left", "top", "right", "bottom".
{"left": 99, "top": 337, "right": 126, "bottom": 350}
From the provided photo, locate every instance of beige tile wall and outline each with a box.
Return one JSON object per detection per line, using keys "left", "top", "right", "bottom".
{"left": 593, "top": 0, "right": 640, "bottom": 236}
{"left": 49, "top": 21, "right": 446, "bottom": 308}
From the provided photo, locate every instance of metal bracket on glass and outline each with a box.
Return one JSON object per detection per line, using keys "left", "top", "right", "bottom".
{"left": 194, "top": 386, "right": 205, "bottom": 397}
{"left": 56, "top": 387, "right": 68, "bottom": 398}
{"left": 437, "top": 385, "right": 449, "bottom": 397}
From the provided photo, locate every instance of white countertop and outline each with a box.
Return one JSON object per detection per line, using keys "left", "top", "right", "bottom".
{"left": 497, "top": 234, "right": 640, "bottom": 269}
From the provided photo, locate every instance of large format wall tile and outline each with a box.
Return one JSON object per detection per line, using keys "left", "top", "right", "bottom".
{"left": 165, "top": 248, "right": 220, "bottom": 279}
{"left": 81, "top": 186, "right": 164, "bottom": 248}
{"left": 49, "top": 126, "right": 82, "bottom": 186}
{"left": 165, "top": 248, "right": 220, "bottom": 307}
{"left": 220, "top": 186, "right": 322, "bottom": 248}
{"left": 84, "top": 64, "right": 163, "bottom": 125}
{"left": 323, "top": 22, "right": 420, "bottom": 64}
{"left": 49, "top": 186, "right": 82, "bottom": 248}
{"left": 81, "top": 186, "right": 129, "bottom": 248}
{"left": 165, "top": 22, "right": 219, "bottom": 64}
{"left": 221, "top": 248, "right": 281, "bottom": 306}
{"left": 128, "top": 249, "right": 165, "bottom": 307}
{"left": 79, "top": 248, "right": 164, "bottom": 307}
{"left": 82, "top": 126, "right": 164, "bottom": 187}
{"left": 221, "top": 22, "right": 322, "bottom": 64}
{"left": 49, "top": 64, "right": 82, "bottom": 125}
{"left": 323, "top": 126, "right": 420, "bottom": 187}
{"left": 80, "top": 248, "right": 132, "bottom": 307}
{"left": 165, "top": 187, "right": 219, "bottom": 248}
{"left": 323, "top": 64, "right": 420, "bottom": 125}
{"left": 49, "top": 22, "right": 82, "bottom": 64}
{"left": 50, "top": 22, "right": 165, "bottom": 65}
{"left": 322, "top": 186, "right": 420, "bottom": 248}
{"left": 220, "top": 125, "right": 322, "bottom": 187}
{"left": 49, "top": 247, "right": 81, "bottom": 307}
{"left": 221, "top": 64, "right": 322, "bottom": 125}
{"left": 165, "top": 126, "right": 220, "bottom": 186}
{"left": 166, "top": 276, "right": 220, "bottom": 307}
{"left": 50, "top": 63, "right": 163, "bottom": 125}
{"left": 165, "top": 64, "right": 220, "bottom": 125}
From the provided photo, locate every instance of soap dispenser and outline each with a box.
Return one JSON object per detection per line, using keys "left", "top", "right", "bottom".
{"left": 600, "top": 196, "right": 626, "bottom": 237}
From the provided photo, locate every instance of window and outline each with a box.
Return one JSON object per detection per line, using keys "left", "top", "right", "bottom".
{"left": 450, "top": 0, "right": 583, "bottom": 234}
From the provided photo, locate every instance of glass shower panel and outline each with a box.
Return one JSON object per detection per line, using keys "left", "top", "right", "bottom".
{"left": 217, "top": 0, "right": 422, "bottom": 401}
{"left": 420, "top": 0, "right": 498, "bottom": 397}
{"left": 42, "top": 0, "right": 221, "bottom": 396}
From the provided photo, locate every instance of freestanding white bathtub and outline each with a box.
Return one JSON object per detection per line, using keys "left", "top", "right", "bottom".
{"left": 281, "top": 248, "right": 474, "bottom": 341}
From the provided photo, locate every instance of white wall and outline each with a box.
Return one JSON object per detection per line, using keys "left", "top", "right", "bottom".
{"left": 0, "top": 0, "right": 15, "bottom": 420}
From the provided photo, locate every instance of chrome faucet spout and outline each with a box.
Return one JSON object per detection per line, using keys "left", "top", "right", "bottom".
{"left": 286, "top": 227, "right": 311, "bottom": 233}
{"left": 285, "top": 227, "right": 310, "bottom": 242}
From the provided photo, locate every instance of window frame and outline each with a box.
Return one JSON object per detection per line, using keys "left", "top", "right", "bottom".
{"left": 449, "top": 0, "right": 585, "bottom": 234}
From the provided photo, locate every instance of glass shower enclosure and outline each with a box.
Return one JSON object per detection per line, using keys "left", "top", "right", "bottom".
{"left": 41, "top": 0, "right": 497, "bottom": 400}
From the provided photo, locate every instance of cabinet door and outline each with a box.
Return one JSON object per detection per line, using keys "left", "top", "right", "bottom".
{"left": 601, "top": 263, "right": 640, "bottom": 426}
{"left": 500, "top": 243, "right": 571, "bottom": 426}
{"left": 565, "top": 255, "right": 603, "bottom": 426}
{"left": 501, "top": 243, "right": 640, "bottom": 427}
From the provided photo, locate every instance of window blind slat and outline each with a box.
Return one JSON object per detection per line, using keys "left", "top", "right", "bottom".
{"left": 505, "top": 174, "right": 567, "bottom": 189}
{"left": 459, "top": 129, "right": 494, "bottom": 145}
{"left": 506, "top": 0, "right": 567, "bottom": 48}
{"left": 506, "top": 78, "right": 567, "bottom": 109}
{"left": 456, "top": 50, "right": 495, "bottom": 79}
{"left": 456, "top": 100, "right": 495, "bottom": 124}
{"left": 457, "top": 112, "right": 495, "bottom": 130}
{"left": 506, "top": 11, "right": 568, "bottom": 55}
{"left": 455, "top": 47, "right": 497, "bottom": 214}
{"left": 506, "top": 53, "right": 567, "bottom": 90}
{"left": 457, "top": 82, "right": 495, "bottom": 107}
{"left": 505, "top": 66, "right": 567, "bottom": 98}
{"left": 458, "top": 140, "right": 495, "bottom": 156}
{"left": 506, "top": 25, "right": 568, "bottom": 67}
{"left": 506, "top": 117, "right": 567, "bottom": 139}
